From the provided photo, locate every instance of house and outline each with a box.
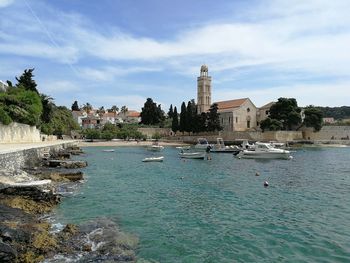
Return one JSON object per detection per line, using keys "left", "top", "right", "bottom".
{"left": 322, "top": 117, "right": 335, "bottom": 124}
{"left": 81, "top": 115, "right": 102, "bottom": 129}
{"left": 101, "top": 112, "right": 118, "bottom": 125}
{"left": 72, "top": 111, "right": 87, "bottom": 127}
{"left": 216, "top": 98, "right": 258, "bottom": 131}
{"left": 117, "top": 110, "right": 141, "bottom": 123}
{"left": 257, "top": 101, "right": 275, "bottom": 126}
{"left": 0, "top": 80, "right": 8, "bottom": 92}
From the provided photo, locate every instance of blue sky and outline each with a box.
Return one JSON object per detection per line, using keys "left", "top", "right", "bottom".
{"left": 1, "top": 0, "right": 350, "bottom": 111}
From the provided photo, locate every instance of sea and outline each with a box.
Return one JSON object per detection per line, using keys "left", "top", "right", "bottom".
{"left": 54, "top": 146, "right": 350, "bottom": 262}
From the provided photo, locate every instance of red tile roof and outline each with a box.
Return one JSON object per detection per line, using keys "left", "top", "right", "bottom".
{"left": 215, "top": 98, "right": 248, "bottom": 110}
{"left": 127, "top": 111, "right": 140, "bottom": 117}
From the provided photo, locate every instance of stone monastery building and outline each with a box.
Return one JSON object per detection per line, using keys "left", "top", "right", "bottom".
{"left": 197, "top": 65, "right": 272, "bottom": 132}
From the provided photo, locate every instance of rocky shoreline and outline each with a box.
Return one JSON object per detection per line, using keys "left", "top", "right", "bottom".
{"left": 0, "top": 146, "right": 138, "bottom": 262}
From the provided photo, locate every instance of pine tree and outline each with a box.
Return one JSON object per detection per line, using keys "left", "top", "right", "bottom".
{"left": 16, "top": 68, "right": 39, "bottom": 94}
{"left": 71, "top": 101, "right": 79, "bottom": 111}
{"left": 207, "top": 103, "right": 222, "bottom": 131}
{"left": 179, "top": 102, "right": 187, "bottom": 133}
{"left": 168, "top": 104, "right": 173, "bottom": 118}
{"left": 171, "top": 106, "right": 179, "bottom": 132}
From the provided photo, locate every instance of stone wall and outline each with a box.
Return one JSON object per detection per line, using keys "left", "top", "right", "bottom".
{"left": 0, "top": 142, "right": 75, "bottom": 170}
{"left": 0, "top": 122, "right": 41, "bottom": 143}
{"left": 138, "top": 128, "right": 172, "bottom": 138}
{"left": 303, "top": 126, "right": 350, "bottom": 141}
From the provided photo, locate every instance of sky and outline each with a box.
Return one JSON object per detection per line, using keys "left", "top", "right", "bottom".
{"left": 1, "top": 0, "right": 350, "bottom": 111}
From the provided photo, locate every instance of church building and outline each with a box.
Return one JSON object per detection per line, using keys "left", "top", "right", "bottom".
{"left": 196, "top": 65, "right": 270, "bottom": 132}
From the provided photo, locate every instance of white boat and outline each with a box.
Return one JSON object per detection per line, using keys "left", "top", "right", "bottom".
{"left": 194, "top": 138, "right": 212, "bottom": 151}
{"left": 237, "top": 142, "right": 292, "bottom": 160}
{"left": 147, "top": 144, "right": 164, "bottom": 151}
{"left": 142, "top": 156, "right": 164, "bottom": 162}
{"left": 176, "top": 146, "right": 191, "bottom": 150}
{"left": 179, "top": 152, "right": 206, "bottom": 159}
{"left": 210, "top": 138, "right": 241, "bottom": 154}
{"left": 102, "top": 149, "right": 115, "bottom": 152}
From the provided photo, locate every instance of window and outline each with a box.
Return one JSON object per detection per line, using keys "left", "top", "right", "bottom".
{"left": 247, "top": 121, "right": 250, "bottom": 128}
{"left": 236, "top": 117, "right": 238, "bottom": 123}
{"left": 266, "top": 110, "right": 269, "bottom": 115}
{"left": 247, "top": 108, "right": 250, "bottom": 112}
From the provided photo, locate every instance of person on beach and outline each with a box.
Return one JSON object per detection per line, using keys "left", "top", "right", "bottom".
{"left": 206, "top": 145, "right": 212, "bottom": 160}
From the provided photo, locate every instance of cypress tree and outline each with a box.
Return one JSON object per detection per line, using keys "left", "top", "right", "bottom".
{"left": 16, "top": 68, "right": 39, "bottom": 94}
{"left": 168, "top": 104, "right": 173, "bottom": 118}
{"left": 171, "top": 106, "right": 179, "bottom": 132}
{"left": 179, "top": 102, "right": 187, "bottom": 133}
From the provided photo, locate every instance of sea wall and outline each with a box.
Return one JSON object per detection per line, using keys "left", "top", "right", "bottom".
{"left": 138, "top": 127, "right": 172, "bottom": 138}
{"left": 0, "top": 122, "right": 41, "bottom": 143}
{"left": 0, "top": 142, "right": 76, "bottom": 170}
{"left": 303, "top": 126, "right": 350, "bottom": 141}
{"left": 173, "top": 130, "right": 303, "bottom": 144}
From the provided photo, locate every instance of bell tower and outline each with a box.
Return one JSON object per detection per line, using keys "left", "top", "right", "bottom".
{"left": 197, "top": 65, "right": 212, "bottom": 113}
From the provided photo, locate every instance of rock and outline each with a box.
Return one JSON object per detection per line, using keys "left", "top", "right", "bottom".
{"left": 33, "top": 169, "right": 84, "bottom": 182}
{"left": 47, "top": 160, "right": 87, "bottom": 169}
{"left": 82, "top": 243, "right": 92, "bottom": 252}
{"left": 62, "top": 224, "right": 78, "bottom": 235}
{"left": 0, "top": 240, "right": 17, "bottom": 262}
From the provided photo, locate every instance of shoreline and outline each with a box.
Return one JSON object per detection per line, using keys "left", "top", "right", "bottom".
{"left": 77, "top": 140, "right": 190, "bottom": 147}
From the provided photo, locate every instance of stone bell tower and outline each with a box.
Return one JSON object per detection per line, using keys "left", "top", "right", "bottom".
{"left": 197, "top": 64, "right": 212, "bottom": 113}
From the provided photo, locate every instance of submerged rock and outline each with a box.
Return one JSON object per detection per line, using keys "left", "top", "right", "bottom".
{"left": 46, "top": 160, "right": 88, "bottom": 169}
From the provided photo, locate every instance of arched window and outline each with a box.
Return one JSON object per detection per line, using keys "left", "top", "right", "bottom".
{"left": 247, "top": 108, "right": 250, "bottom": 112}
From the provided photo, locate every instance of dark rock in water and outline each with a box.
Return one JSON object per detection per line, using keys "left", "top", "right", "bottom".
{"left": 52, "top": 151, "right": 71, "bottom": 160}
{"left": 31, "top": 168, "right": 84, "bottom": 182}
{"left": 46, "top": 160, "right": 88, "bottom": 169}
{"left": 65, "top": 146, "right": 84, "bottom": 155}
{"left": 0, "top": 240, "right": 17, "bottom": 262}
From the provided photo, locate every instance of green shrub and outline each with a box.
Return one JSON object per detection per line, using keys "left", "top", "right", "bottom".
{"left": 0, "top": 107, "right": 12, "bottom": 125}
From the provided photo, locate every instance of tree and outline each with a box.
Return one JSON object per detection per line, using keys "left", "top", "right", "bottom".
{"left": 179, "top": 102, "right": 187, "bottom": 133}
{"left": 140, "top": 98, "right": 165, "bottom": 125}
{"left": 268, "top": 98, "right": 302, "bottom": 130}
{"left": 168, "top": 104, "right": 174, "bottom": 118}
{"left": 260, "top": 117, "right": 283, "bottom": 131}
{"left": 185, "top": 99, "right": 197, "bottom": 133}
{"left": 303, "top": 106, "right": 323, "bottom": 131}
{"left": 207, "top": 103, "right": 222, "bottom": 131}
{"left": 121, "top": 105, "right": 128, "bottom": 114}
{"left": 15, "top": 68, "right": 39, "bottom": 94}
{"left": 41, "top": 94, "right": 54, "bottom": 123}
{"left": 97, "top": 106, "right": 105, "bottom": 118}
{"left": 171, "top": 106, "right": 179, "bottom": 132}
{"left": 82, "top": 103, "right": 92, "bottom": 113}
{"left": 71, "top": 101, "right": 79, "bottom": 111}
{"left": 108, "top": 105, "right": 119, "bottom": 113}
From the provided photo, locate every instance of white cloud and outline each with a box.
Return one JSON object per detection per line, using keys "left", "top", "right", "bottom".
{"left": 0, "top": 0, "right": 14, "bottom": 8}
{"left": 41, "top": 80, "right": 81, "bottom": 94}
{"left": 84, "top": 95, "right": 147, "bottom": 111}
{"left": 214, "top": 82, "right": 350, "bottom": 107}
{"left": 77, "top": 66, "right": 162, "bottom": 82}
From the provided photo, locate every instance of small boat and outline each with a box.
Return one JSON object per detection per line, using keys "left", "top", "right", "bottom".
{"left": 176, "top": 146, "right": 191, "bottom": 150}
{"left": 210, "top": 138, "right": 241, "bottom": 154}
{"left": 179, "top": 152, "right": 206, "bottom": 159}
{"left": 194, "top": 138, "right": 212, "bottom": 151}
{"left": 237, "top": 142, "right": 292, "bottom": 160}
{"left": 147, "top": 145, "right": 164, "bottom": 151}
{"left": 142, "top": 156, "right": 164, "bottom": 162}
{"left": 102, "top": 149, "right": 115, "bottom": 152}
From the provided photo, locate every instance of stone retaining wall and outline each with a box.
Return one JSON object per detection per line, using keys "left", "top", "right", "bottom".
{"left": 0, "top": 142, "right": 75, "bottom": 170}
{"left": 303, "top": 126, "right": 350, "bottom": 141}
{"left": 0, "top": 122, "right": 41, "bottom": 143}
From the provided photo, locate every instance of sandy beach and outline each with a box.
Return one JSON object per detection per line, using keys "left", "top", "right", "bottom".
{"left": 77, "top": 140, "right": 190, "bottom": 147}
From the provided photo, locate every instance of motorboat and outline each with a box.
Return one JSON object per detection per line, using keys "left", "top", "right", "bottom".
{"left": 179, "top": 152, "right": 206, "bottom": 159}
{"left": 237, "top": 142, "right": 292, "bottom": 160}
{"left": 102, "top": 149, "right": 115, "bottom": 152}
{"left": 142, "top": 156, "right": 164, "bottom": 162}
{"left": 210, "top": 138, "right": 241, "bottom": 155}
{"left": 194, "top": 138, "right": 212, "bottom": 151}
{"left": 269, "top": 141, "right": 289, "bottom": 149}
{"left": 147, "top": 141, "right": 164, "bottom": 151}
{"left": 176, "top": 146, "right": 191, "bottom": 150}
{"left": 147, "top": 145, "right": 164, "bottom": 151}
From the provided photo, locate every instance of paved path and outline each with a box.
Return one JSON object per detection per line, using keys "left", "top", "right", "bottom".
{"left": 0, "top": 140, "right": 76, "bottom": 154}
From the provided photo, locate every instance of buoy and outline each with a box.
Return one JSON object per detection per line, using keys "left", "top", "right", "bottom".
{"left": 255, "top": 172, "right": 260, "bottom": 176}
{"left": 180, "top": 176, "right": 184, "bottom": 180}
{"left": 264, "top": 181, "right": 269, "bottom": 187}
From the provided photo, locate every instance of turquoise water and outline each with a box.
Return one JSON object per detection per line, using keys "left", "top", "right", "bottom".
{"left": 56, "top": 147, "right": 350, "bottom": 262}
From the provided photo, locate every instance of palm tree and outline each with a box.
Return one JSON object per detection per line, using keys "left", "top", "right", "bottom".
{"left": 121, "top": 105, "right": 128, "bottom": 115}
{"left": 82, "top": 103, "right": 92, "bottom": 113}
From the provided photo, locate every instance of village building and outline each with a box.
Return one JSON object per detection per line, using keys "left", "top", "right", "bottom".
{"left": 0, "top": 80, "right": 8, "bottom": 92}
{"left": 196, "top": 65, "right": 273, "bottom": 131}
{"left": 72, "top": 111, "right": 88, "bottom": 126}
{"left": 117, "top": 110, "right": 141, "bottom": 124}
{"left": 322, "top": 117, "right": 335, "bottom": 124}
